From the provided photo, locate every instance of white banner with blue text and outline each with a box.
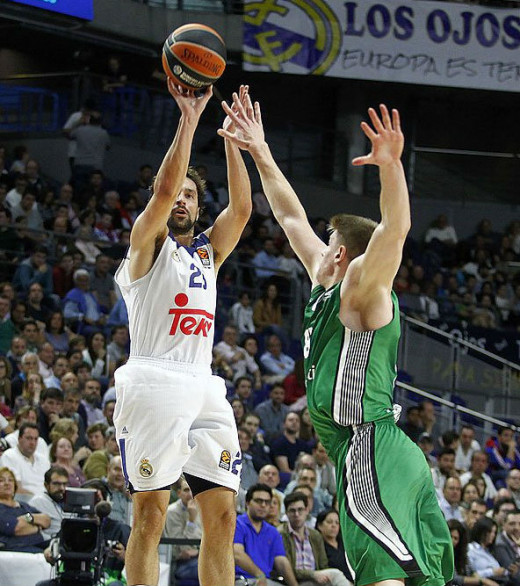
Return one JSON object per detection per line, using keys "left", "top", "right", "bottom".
{"left": 243, "top": 0, "right": 520, "bottom": 92}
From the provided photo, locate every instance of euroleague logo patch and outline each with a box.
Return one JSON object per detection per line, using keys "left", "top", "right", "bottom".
{"left": 219, "top": 450, "right": 231, "bottom": 471}
{"left": 196, "top": 246, "right": 211, "bottom": 267}
{"left": 139, "top": 459, "right": 154, "bottom": 478}
{"left": 243, "top": 0, "right": 341, "bottom": 75}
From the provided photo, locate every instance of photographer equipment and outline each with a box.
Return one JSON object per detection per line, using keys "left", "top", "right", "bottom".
{"left": 54, "top": 488, "right": 112, "bottom": 586}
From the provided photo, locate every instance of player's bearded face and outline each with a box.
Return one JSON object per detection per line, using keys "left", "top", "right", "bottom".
{"left": 168, "top": 207, "right": 196, "bottom": 234}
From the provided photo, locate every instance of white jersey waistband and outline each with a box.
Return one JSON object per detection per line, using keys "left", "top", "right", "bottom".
{"left": 127, "top": 356, "right": 211, "bottom": 376}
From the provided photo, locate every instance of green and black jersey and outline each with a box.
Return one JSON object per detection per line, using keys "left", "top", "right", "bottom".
{"left": 302, "top": 282, "right": 400, "bottom": 430}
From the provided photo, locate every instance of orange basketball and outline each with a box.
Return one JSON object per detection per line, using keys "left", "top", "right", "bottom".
{"left": 162, "top": 23, "right": 227, "bottom": 90}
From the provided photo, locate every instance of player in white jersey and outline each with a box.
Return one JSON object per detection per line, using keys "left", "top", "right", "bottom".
{"left": 113, "top": 81, "right": 251, "bottom": 586}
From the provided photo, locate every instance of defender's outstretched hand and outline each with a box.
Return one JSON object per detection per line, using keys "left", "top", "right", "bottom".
{"left": 222, "top": 84, "right": 249, "bottom": 134}
{"left": 218, "top": 92, "right": 265, "bottom": 152}
{"left": 167, "top": 78, "right": 213, "bottom": 119}
{"left": 352, "top": 104, "right": 403, "bottom": 167}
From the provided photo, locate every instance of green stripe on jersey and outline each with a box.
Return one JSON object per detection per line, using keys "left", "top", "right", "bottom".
{"left": 302, "top": 283, "right": 400, "bottom": 431}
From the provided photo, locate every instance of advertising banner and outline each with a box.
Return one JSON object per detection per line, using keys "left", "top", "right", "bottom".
{"left": 243, "top": 0, "right": 520, "bottom": 92}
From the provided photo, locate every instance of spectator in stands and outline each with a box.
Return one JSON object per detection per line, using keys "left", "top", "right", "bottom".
{"left": 63, "top": 99, "right": 97, "bottom": 171}
{"left": 38, "top": 342, "right": 55, "bottom": 380}
{"left": 29, "top": 466, "right": 70, "bottom": 540}
{"left": 4, "top": 406, "right": 48, "bottom": 457}
{"left": 6, "top": 173, "right": 28, "bottom": 209}
{"left": 260, "top": 335, "right": 295, "bottom": 383}
{"left": 93, "top": 211, "right": 119, "bottom": 243}
{"left": 44, "top": 312, "right": 72, "bottom": 355}
{"left": 506, "top": 469, "right": 520, "bottom": 509}
{"left": 163, "top": 477, "right": 202, "bottom": 584}
{"left": 486, "top": 427, "right": 520, "bottom": 487}
{"left": 215, "top": 325, "right": 261, "bottom": 385}
{"left": 230, "top": 291, "right": 256, "bottom": 336}
{"left": 252, "top": 238, "right": 280, "bottom": 282}
{"left": 243, "top": 413, "right": 271, "bottom": 472}
{"left": 106, "top": 325, "right": 129, "bottom": 365}
{"left": 266, "top": 491, "right": 283, "bottom": 528}
{"left": 492, "top": 498, "right": 517, "bottom": 532}
{"left": 229, "top": 377, "right": 255, "bottom": 412}
{"left": 467, "top": 517, "right": 508, "bottom": 582}
{"left": 461, "top": 481, "right": 481, "bottom": 509}
{"left": 431, "top": 448, "right": 457, "bottom": 494}
{"left": 313, "top": 441, "right": 336, "bottom": 497}
{"left": 255, "top": 384, "right": 289, "bottom": 443}
{"left": 439, "top": 476, "right": 464, "bottom": 522}
{"left": 21, "top": 319, "right": 43, "bottom": 353}
{"left": 456, "top": 425, "right": 481, "bottom": 473}
{"left": 26, "top": 283, "right": 52, "bottom": 327}
{"left": 280, "top": 491, "right": 350, "bottom": 585}
{"left": 448, "top": 519, "right": 497, "bottom": 586}
{"left": 271, "top": 411, "right": 311, "bottom": 474}
{"left": 493, "top": 509, "right": 520, "bottom": 586}
{"left": 80, "top": 377, "right": 104, "bottom": 427}
{"left": 11, "top": 350, "right": 39, "bottom": 401}
{"left": 399, "top": 406, "right": 424, "bottom": 443}
{"left": 83, "top": 423, "right": 114, "bottom": 480}
{"left": 71, "top": 110, "right": 110, "bottom": 190}
{"left": 13, "top": 245, "right": 53, "bottom": 298}
{"left": 90, "top": 253, "right": 117, "bottom": 312}
{"left": 284, "top": 465, "right": 332, "bottom": 516}
{"left": 0, "top": 422, "right": 48, "bottom": 496}
{"left": 0, "top": 466, "right": 50, "bottom": 552}
{"left": 63, "top": 269, "right": 107, "bottom": 335}
{"left": 234, "top": 483, "right": 298, "bottom": 586}
{"left": 82, "top": 332, "right": 114, "bottom": 380}
{"left": 106, "top": 456, "right": 131, "bottom": 525}
{"left": 316, "top": 509, "right": 351, "bottom": 582}
{"left": 0, "top": 355, "right": 12, "bottom": 409}
{"left": 464, "top": 499, "right": 488, "bottom": 531}
{"left": 14, "top": 371, "right": 45, "bottom": 412}
{"left": 52, "top": 252, "right": 75, "bottom": 299}
{"left": 418, "top": 400, "right": 441, "bottom": 443}
{"left": 461, "top": 451, "right": 498, "bottom": 502}
{"left": 49, "top": 436, "right": 85, "bottom": 488}
{"left": 424, "top": 214, "right": 458, "bottom": 250}
{"left": 231, "top": 397, "right": 247, "bottom": 428}
{"left": 0, "top": 295, "right": 16, "bottom": 355}
{"left": 238, "top": 427, "right": 259, "bottom": 491}
{"left": 37, "top": 387, "right": 64, "bottom": 443}
{"left": 107, "top": 296, "right": 129, "bottom": 328}
{"left": 258, "top": 464, "right": 286, "bottom": 509}
{"left": 11, "top": 189, "right": 43, "bottom": 232}
{"left": 472, "top": 294, "right": 498, "bottom": 329}
{"left": 253, "top": 282, "right": 283, "bottom": 337}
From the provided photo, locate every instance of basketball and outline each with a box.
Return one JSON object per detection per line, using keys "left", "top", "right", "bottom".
{"left": 162, "top": 24, "right": 227, "bottom": 90}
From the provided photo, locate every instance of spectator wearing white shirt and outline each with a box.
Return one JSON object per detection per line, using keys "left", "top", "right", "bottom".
{"left": 0, "top": 422, "right": 48, "bottom": 497}
{"left": 214, "top": 325, "right": 261, "bottom": 386}
{"left": 438, "top": 476, "right": 464, "bottom": 522}
{"left": 229, "top": 292, "right": 255, "bottom": 335}
{"left": 456, "top": 425, "right": 481, "bottom": 473}
{"left": 460, "top": 451, "right": 498, "bottom": 503}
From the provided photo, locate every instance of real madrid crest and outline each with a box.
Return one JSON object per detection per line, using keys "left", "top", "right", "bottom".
{"left": 171, "top": 250, "right": 180, "bottom": 262}
{"left": 139, "top": 459, "right": 153, "bottom": 478}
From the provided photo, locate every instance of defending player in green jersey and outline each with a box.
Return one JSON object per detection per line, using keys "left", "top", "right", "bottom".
{"left": 220, "top": 93, "right": 453, "bottom": 586}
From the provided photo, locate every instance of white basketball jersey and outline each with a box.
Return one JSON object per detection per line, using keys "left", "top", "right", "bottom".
{"left": 115, "top": 233, "right": 216, "bottom": 365}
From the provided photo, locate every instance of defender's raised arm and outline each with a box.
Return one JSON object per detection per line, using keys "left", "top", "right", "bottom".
{"left": 218, "top": 94, "right": 326, "bottom": 282}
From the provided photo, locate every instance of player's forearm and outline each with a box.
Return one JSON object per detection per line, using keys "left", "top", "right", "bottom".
{"left": 378, "top": 161, "right": 411, "bottom": 238}
{"left": 153, "top": 115, "right": 198, "bottom": 202}
{"left": 250, "top": 142, "right": 308, "bottom": 227}
{"left": 225, "top": 139, "right": 252, "bottom": 219}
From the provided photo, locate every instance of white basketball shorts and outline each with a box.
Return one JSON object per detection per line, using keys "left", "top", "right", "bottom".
{"left": 113, "top": 357, "right": 241, "bottom": 493}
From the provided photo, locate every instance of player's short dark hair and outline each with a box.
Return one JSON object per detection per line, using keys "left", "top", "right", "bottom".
{"left": 149, "top": 166, "right": 206, "bottom": 209}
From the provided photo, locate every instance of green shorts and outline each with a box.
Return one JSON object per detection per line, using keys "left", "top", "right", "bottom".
{"left": 325, "top": 418, "right": 454, "bottom": 586}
